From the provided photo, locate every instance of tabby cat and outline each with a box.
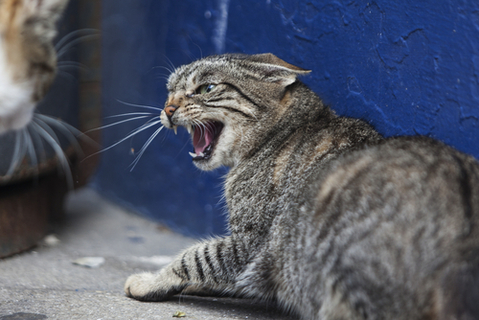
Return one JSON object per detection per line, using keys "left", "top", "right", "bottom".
{"left": 124, "top": 53, "right": 479, "bottom": 320}
{"left": 0, "top": 0, "right": 68, "bottom": 134}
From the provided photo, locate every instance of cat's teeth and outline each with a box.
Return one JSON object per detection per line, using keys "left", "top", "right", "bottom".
{"left": 188, "top": 151, "right": 205, "bottom": 158}
{"left": 186, "top": 124, "right": 192, "bottom": 135}
{"left": 173, "top": 126, "right": 178, "bottom": 135}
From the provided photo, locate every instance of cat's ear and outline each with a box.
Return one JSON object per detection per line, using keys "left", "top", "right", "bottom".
{"left": 248, "top": 53, "right": 311, "bottom": 87}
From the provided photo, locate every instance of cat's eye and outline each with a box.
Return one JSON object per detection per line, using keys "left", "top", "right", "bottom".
{"left": 196, "top": 84, "right": 216, "bottom": 95}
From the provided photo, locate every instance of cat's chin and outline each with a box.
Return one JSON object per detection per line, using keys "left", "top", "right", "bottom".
{"left": 190, "top": 140, "right": 224, "bottom": 171}
{"left": 0, "top": 104, "right": 35, "bottom": 134}
{"left": 192, "top": 156, "right": 225, "bottom": 171}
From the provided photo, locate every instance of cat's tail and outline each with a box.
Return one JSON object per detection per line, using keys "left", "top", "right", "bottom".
{"left": 435, "top": 257, "right": 479, "bottom": 320}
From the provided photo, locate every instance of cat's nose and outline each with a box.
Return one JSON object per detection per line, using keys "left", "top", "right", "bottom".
{"left": 164, "top": 105, "right": 178, "bottom": 118}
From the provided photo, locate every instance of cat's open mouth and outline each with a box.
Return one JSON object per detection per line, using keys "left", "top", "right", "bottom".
{"left": 189, "top": 121, "right": 224, "bottom": 161}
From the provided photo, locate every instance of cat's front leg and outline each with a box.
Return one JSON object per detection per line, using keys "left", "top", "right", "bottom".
{"left": 125, "top": 237, "right": 241, "bottom": 301}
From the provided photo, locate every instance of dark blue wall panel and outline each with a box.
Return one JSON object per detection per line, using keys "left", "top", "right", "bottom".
{"left": 95, "top": 0, "right": 479, "bottom": 237}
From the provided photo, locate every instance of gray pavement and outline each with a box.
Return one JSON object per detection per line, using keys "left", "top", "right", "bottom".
{"left": 0, "top": 188, "right": 294, "bottom": 320}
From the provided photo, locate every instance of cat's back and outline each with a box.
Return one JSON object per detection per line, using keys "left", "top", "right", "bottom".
{"left": 314, "top": 135, "right": 479, "bottom": 226}
{"left": 311, "top": 135, "right": 479, "bottom": 267}
{"left": 297, "top": 135, "right": 479, "bottom": 319}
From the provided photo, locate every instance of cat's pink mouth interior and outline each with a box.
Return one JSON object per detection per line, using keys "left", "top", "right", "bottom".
{"left": 191, "top": 121, "right": 224, "bottom": 160}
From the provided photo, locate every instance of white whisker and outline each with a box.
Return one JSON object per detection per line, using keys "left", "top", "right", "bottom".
{"left": 57, "top": 61, "right": 88, "bottom": 72}
{"left": 116, "top": 100, "right": 163, "bottom": 113}
{"left": 37, "top": 114, "right": 84, "bottom": 137}
{"left": 31, "top": 122, "right": 73, "bottom": 189}
{"left": 35, "top": 114, "right": 97, "bottom": 149}
{"left": 55, "top": 29, "right": 99, "bottom": 52}
{"left": 154, "top": 75, "right": 171, "bottom": 82}
{"left": 28, "top": 124, "right": 47, "bottom": 164}
{"left": 24, "top": 128, "right": 38, "bottom": 170}
{"left": 129, "top": 126, "right": 165, "bottom": 171}
{"left": 35, "top": 114, "right": 83, "bottom": 156}
{"left": 89, "top": 119, "right": 163, "bottom": 156}
{"left": 164, "top": 56, "right": 177, "bottom": 75}
{"left": 57, "top": 34, "right": 100, "bottom": 59}
{"left": 151, "top": 65, "right": 174, "bottom": 75}
{"left": 6, "top": 132, "right": 25, "bottom": 176}
{"left": 57, "top": 69, "right": 77, "bottom": 81}
{"left": 106, "top": 112, "right": 156, "bottom": 118}
{"left": 85, "top": 116, "right": 152, "bottom": 133}
{"left": 33, "top": 117, "right": 62, "bottom": 145}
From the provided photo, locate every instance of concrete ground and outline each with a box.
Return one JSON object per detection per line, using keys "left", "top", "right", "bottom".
{"left": 0, "top": 188, "right": 294, "bottom": 320}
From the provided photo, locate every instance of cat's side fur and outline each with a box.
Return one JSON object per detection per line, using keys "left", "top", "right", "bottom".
{"left": 0, "top": 0, "right": 68, "bottom": 134}
{"left": 125, "top": 53, "right": 479, "bottom": 320}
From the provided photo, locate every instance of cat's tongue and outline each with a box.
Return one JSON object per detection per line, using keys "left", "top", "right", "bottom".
{"left": 193, "top": 128, "right": 213, "bottom": 155}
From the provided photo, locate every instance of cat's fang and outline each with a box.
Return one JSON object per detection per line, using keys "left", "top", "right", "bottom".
{"left": 188, "top": 151, "right": 207, "bottom": 160}
{"left": 186, "top": 124, "right": 193, "bottom": 135}
{"left": 173, "top": 126, "right": 178, "bottom": 135}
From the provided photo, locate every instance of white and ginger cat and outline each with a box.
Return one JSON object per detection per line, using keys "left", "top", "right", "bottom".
{"left": 0, "top": 0, "right": 68, "bottom": 134}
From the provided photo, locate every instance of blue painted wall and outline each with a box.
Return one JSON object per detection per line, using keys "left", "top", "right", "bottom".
{"left": 95, "top": 0, "right": 479, "bottom": 237}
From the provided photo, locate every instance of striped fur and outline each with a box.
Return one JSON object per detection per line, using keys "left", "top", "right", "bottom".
{"left": 125, "top": 54, "right": 479, "bottom": 320}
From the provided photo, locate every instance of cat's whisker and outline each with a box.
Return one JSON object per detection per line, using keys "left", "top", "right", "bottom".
{"left": 154, "top": 75, "right": 171, "bottom": 82}
{"left": 56, "top": 33, "right": 100, "bottom": 59}
{"left": 54, "top": 28, "right": 99, "bottom": 52}
{"left": 187, "top": 36, "right": 204, "bottom": 59}
{"left": 36, "top": 114, "right": 85, "bottom": 138}
{"left": 151, "top": 65, "right": 175, "bottom": 76}
{"left": 31, "top": 122, "right": 73, "bottom": 189}
{"left": 163, "top": 56, "right": 177, "bottom": 75}
{"left": 56, "top": 69, "right": 77, "bottom": 82}
{"left": 85, "top": 115, "right": 153, "bottom": 133}
{"left": 6, "top": 131, "right": 26, "bottom": 176}
{"left": 57, "top": 61, "right": 88, "bottom": 72}
{"left": 24, "top": 128, "right": 38, "bottom": 170}
{"left": 89, "top": 119, "right": 163, "bottom": 157}
{"left": 116, "top": 100, "right": 163, "bottom": 113}
{"left": 106, "top": 112, "right": 156, "bottom": 118}
{"left": 129, "top": 126, "right": 164, "bottom": 171}
{"left": 28, "top": 124, "right": 47, "bottom": 164}
{"left": 33, "top": 117, "right": 62, "bottom": 146}
{"left": 40, "top": 115, "right": 99, "bottom": 152}
{"left": 34, "top": 114, "right": 84, "bottom": 156}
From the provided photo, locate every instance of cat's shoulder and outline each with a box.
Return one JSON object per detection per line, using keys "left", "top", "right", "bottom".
{"left": 322, "top": 135, "right": 479, "bottom": 185}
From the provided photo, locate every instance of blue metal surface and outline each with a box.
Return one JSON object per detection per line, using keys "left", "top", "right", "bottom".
{"left": 95, "top": 0, "right": 479, "bottom": 237}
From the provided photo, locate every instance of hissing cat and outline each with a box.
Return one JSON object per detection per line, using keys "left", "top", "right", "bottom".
{"left": 125, "top": 53, "right": 479, "bottom": 320}
{"left": 0, "top": 0, "right": 68, "bottom": 134}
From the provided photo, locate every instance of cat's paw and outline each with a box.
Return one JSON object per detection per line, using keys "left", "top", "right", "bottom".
{"left": 124, "top": 272, "right": 183, "bottom": 301}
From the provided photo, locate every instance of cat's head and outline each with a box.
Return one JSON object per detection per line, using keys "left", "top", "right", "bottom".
{"left": 0, "top": 0, "right": 68, "bottom": 134}
{"left": 161, "top": 53, "right": 310, "bottom": 171}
